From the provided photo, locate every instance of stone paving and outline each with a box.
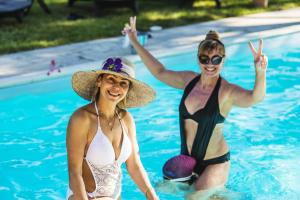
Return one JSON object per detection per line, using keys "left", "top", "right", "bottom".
{"left": 0, "top": 8, "right": 299, "bottom": 88}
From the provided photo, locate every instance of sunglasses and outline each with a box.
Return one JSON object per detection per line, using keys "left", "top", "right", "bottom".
{"left": 198, "top": 55, "right": 223, "bottom": 65}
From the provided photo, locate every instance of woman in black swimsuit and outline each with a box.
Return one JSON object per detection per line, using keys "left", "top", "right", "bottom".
{"left": 123, "top": 16, "right": 268, "bottom": 192}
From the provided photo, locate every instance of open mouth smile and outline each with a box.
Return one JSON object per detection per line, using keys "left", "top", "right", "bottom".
{"left": 107, "top": 90, "right": 121, "bottom": 97}
{"left": 205, "top": 67, "right": 217, "bottom": 72}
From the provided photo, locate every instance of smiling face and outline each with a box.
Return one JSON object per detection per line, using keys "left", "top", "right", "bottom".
{"left": 198, "top": 39, "right": 225, "bottom": 78}
{"left": 98, "top": 74, "right": 131, "bottom": 104}
{"left": 198, "top": 49, "right": 224, "bottom": 77}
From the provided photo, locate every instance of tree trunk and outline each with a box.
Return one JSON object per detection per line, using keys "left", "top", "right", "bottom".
{"left": 253, "top": 0, "right": 268, "bottom": 8}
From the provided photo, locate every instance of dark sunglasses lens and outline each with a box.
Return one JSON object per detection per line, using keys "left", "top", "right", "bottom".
{"left": 199, "top": 56, "right": 209, "bottom": 64}
{"left": 211, "top": 56, "right": 223, "bottom": 65}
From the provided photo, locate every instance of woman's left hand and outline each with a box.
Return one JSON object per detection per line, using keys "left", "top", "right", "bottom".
{"left": 248, "top": 39, "right": 268, "bottom": 72}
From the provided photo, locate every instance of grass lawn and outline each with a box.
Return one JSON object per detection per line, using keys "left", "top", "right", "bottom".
{"left": 0, "top": 0, "right": 299, "bottom": 54}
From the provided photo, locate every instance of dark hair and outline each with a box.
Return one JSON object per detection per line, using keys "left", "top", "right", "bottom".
{"left": 198, "top": 30, "right": 225, "bottom": 57}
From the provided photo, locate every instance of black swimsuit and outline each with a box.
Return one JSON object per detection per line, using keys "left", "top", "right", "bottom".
{"left": 179, "top": 74, "right": 230, "bottom": 176}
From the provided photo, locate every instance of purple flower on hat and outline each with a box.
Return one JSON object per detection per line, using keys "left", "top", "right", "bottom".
{"left": 102, "top": 58, "right": 123, "bottom": 72}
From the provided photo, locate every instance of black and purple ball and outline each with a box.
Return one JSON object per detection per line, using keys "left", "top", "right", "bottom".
{"left": 163, "top": 155, "right": 196, "bottom": 182}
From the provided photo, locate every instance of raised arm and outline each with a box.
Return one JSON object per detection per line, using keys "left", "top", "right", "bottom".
{"left": 66, "top": 109, "right": 89, "bottom": 200}
{"left": 230, "top": 39, "right": 267, "bottom": 107}
{"left": 124, "top": 111, "right": 159, "bottom": 200}
{"left": 122, "top": 16, "right": 196, "bottom": 89}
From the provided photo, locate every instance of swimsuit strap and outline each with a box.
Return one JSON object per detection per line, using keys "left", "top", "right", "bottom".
{"left": 115, "top": 111, "right": 126, "bottom": 134}
{"left": 115, "top": 110, "right": 122, "bottom": 120}
{"left": 94, "top": 102, "right": 100, "bottom": 127}
{"left": 182, "top": 74, "right": 201, "bottom": 99}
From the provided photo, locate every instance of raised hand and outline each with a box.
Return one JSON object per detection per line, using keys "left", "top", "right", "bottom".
{"left": 248, "top": 39, "right": 268, "bottom": 72}
{"left": 122, "top": 16, "right": 138, "bottom": 43}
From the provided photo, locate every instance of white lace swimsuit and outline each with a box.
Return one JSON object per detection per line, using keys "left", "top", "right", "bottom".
{"left": 67, "top": 103, "right": 132, "bottom": 199}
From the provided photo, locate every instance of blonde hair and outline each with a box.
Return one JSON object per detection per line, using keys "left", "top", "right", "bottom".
{"left": 198, "top": 30, "right": 225, "bottom": 57}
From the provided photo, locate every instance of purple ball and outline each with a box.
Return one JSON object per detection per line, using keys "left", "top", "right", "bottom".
{"left": 163, "top": 154, "right": 196, "bottom": 182}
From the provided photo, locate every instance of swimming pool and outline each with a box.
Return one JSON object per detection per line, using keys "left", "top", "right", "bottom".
{"left": 0, "top": 32, "right": 300, "bottom": 200}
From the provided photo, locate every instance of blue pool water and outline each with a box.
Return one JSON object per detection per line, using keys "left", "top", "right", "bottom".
{"left": 0, "top": 32, "right": 300, "bottom": 200}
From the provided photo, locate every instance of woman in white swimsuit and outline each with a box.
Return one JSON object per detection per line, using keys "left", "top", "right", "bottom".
{"left": 66, "top": 57, "right": 159, "bottom": 200}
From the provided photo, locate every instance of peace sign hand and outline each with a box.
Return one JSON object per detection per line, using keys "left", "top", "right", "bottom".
{"left": 248, "top": 39, "right": 268, "bottom": 72}
{"left": 122, "top": 16, "right": 138, "bottom": 43}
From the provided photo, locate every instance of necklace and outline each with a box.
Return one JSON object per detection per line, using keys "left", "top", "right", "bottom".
{"left": 98, "top": 111, "right": 117, "bottom": 131}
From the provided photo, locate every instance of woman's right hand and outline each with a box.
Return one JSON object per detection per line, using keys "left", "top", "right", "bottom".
{"left": 146, "top": 188, "right": 160, "bottom": 200}
{"left": 122, "top": 16, "right": 138, "bottom": 43}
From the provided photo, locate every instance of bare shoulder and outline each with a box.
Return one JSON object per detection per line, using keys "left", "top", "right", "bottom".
{"left": 220, "top": 78, "right": 235, "bottom": 93}
{"left": 120, "top": 109, "right": 134, "bottom": 126}
{"left": 67, "top": 104, "right": 95, "bottom": 135}
{"left": 220, "top": 78, "right": 245, "bottom": 102}
{"left": 218, "top": 78, "right": 234, "bottom": 102}
{"left": 220, "top": 77, "right": 230, "bottom": 89}
{"left": 119, "top": 110, "right": 136, "bottom": 136}
{"left": 183, "top": 71, "right": 198, "bottom": 81}
{"left": 70, "top": 106, "right": 89, "bottom": 124}
{"left": 183, "top": 71, "right": 199, "bottom": 88}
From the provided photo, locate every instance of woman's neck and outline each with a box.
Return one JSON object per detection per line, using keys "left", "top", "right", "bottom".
{"left": 96, "top": 100, "right": 116, "bottom": 118}
{"left": 199, "top": 74, "right": 219, "bottom": 89}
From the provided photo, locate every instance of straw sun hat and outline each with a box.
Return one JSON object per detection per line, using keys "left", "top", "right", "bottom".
{"left": 72, "top": 57, "right": 156, "bottom": 108}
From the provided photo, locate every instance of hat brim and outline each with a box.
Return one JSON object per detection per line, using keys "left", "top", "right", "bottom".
{"left": 72, "top": 70, "right": 156, "bottom": 108}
